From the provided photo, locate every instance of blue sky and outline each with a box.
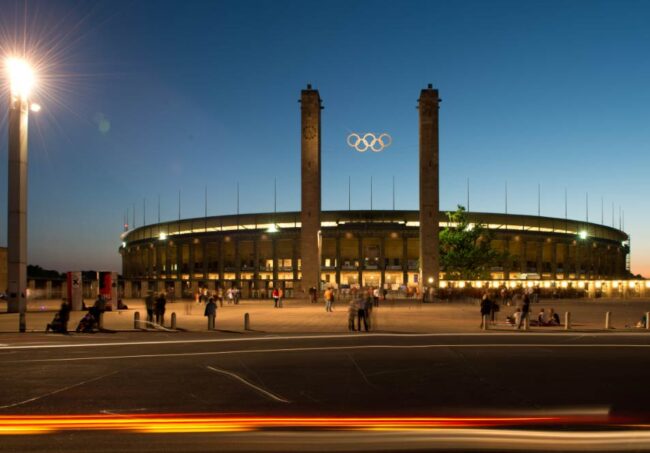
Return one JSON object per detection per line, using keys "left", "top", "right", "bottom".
{"left": 0, "top": 0, "right": 648, "bottom": 274}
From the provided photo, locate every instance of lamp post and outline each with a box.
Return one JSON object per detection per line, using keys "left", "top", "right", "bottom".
{"left": 5, "top": 58, "right": 37, "bottom": 332}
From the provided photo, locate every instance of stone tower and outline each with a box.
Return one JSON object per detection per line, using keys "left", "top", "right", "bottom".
{"left": 418, "top": 84, "right": 440, "bottom": 288}
{"left": 300, "top": 85, "right": 322, "bottom": 293}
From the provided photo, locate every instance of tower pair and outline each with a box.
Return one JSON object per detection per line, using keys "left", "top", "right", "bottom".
{"left": 300, "top": 84, "right": 440, "bottom": 293}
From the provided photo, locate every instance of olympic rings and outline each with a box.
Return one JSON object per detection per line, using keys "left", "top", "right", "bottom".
{"left": 347, "top": 132, "right": 392, "bottom": 152}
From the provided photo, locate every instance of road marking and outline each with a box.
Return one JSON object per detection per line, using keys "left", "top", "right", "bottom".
{"left": 0, "top": 371, "right": 119, "bottom": 410}
{"left": 1, "top": 332, "right": 649, "bottom": 350}
{"left": 11, "top": 343, "right": 650, "bottom": 364}
{"left": 206, "top": 366, "right": 290, "bottom": 403}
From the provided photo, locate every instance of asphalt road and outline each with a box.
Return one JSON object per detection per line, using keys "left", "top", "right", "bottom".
{"left": 1, "top": 332, "right": 650, "bottom": 451}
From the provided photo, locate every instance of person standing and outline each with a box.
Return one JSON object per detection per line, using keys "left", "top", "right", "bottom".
{"left": 204, "top": 297, "right": 216, "bottom": 330}
{"left": 373, "top": 287, "right": 380, "bottom": 307}
{"left": 277, "top": 287, "right": 283, "bottom": 308}
{"left": 490, "top": 293, "right": 500, "bottom": 324}
{"left": 517, "top": 292, "right": 531, "bottom": 330}
{"left": 145, "top": 291, "right": 155, "bottom": 325}
{"left": 217, "top": 287, "right": 224, "bottom": 307}
{"left": 324, "top": 287, "right": 333, "bottom": 312}
{"left": 480, "top": 292, "right": 492, "bottom": 328}
{"left": 155, "top": 292, "right": 167, "bottom": 326}
{"left": 272, "top": 288, "right": 279, "bottom": 308}
{"left": 357, "top": 296, "right": 369, "bottom": 332}
{"left": 348, "top": 299, "right": 357, "bottom": 331}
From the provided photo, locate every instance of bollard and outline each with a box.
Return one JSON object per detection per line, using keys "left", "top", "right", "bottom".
{"left": 564, "top": 312, "right": 571, "bottom": 330}
{"left": 134, "top": 311, "right": 140, "bottom": 329}
{"left": 171, "top": 312, "right": 177, "bottom": 330}
{"left": 482, "top": 314, "right": 488, "bottom": 331}
{"left": 524, "top": 314, "right": 529, "bottom": 331}
{"left": 244, "top": 312, "right": 250, "bottom": 330}
{"left": 605, "top": 311, "right": 611, "bottom": 330}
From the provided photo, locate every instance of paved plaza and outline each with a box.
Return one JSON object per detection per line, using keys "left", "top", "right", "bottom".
{"left": 1, "top": 297, "right": 649, "bottom": 334}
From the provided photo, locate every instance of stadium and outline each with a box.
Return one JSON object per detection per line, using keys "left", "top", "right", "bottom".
{"left": 120, "top": 209, "right": 629, "bottom": 298}
{"left": 119, "top": 85, "right": 632, "bottom": 299}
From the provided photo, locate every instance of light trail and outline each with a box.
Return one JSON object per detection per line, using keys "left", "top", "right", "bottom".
{"left": 11, "top": 343, "right": 650, "bottom": 364}
{"left": 0, "top": 414, "right": 584, "bottom": 435}
{"left": 2, "top": 332, "right": 650, "bottom": 351}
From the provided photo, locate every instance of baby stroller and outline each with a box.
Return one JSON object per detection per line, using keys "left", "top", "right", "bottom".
{"left": 76, "top": 312, "right": 97, "bottom": 333}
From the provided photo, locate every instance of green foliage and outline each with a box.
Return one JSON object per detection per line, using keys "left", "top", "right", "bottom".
{"left": 439, "top": 205, "right": 503, "bottom": 280}
{"left": 27, "top": 265, "right": 65, "bottom": 280}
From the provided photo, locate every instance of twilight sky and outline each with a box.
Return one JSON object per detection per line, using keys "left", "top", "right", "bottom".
{"left": 0, "top": 0, "right": 649, "bottom": 275}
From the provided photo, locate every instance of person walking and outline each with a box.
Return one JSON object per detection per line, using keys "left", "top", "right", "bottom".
{"left": 155, "top": 292, "right": 167, "bottom": 326}
{"left": 204, "top": 297, "right": 217, "bottom": 330}
{"left": 517, "top": 292, "right": 531, "bottom": 330}
{"left": 480, "top": 292, "right": 492, "bottom": 329}
{"left": 145, "top": 291, "right": 155, "bottom": 325}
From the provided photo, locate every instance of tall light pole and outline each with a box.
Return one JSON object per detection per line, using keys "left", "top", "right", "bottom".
{"left": 5, "top": 58, "right": 38, "bottom": 332}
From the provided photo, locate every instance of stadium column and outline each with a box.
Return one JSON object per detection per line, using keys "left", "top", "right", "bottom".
{"left": 402, "top": 235, "right": 408, "bottom": 286}
{"left": 358, "top": 235, "right": 363, "bottom": 286}
{"left": 234, "top": 239, "right": 241, "bottom": 286}
{"left": 189, "top": 241, "right": 195, "bottom": 279}
{"left": 503, "top": 237, "right": 511, "bottom": 280}
{"left": 418, "top": 85, "right": 440, "bottom": 290}
{"left": 380, "top": 235, "right": 386, "bottom": 289}
{"left": 202, "top": 242, "right": 208, "bottom": 279}
{"left": 253, "top": 238, "right": 260, "bottom": 282}
{"left": 550, "top": 241, "right": 557, "bottom": 279}
{"left": 218, "top": 240, "right": 224, "bottom": 285}
{"left": 335, "top": 235, "right": 341, "bottom": 286}
{"left": 272, "top": 238, "right": 279, "bottom": 287}
{"left": 300, "top": 85, "right": 322, "bottom": 294}
{"left": 536, "top": 241, "right": 543, "bottom": 275}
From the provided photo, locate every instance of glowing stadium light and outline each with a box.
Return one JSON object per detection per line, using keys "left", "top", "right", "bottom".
{"left": 266, "top": 224, "right": 279, "bottom": 233}
{"left": 159, "top": 232, "right": 167, "bottom": 241}
{"left": 578, "top": 230, "right": 588, "bottom": 240}
{"left": 6, "top": 58, "right": 35, "bottom": 99}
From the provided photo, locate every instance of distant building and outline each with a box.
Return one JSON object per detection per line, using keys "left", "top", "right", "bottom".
{"left": 0, "top": 247, "right": 6, "bottom": 293}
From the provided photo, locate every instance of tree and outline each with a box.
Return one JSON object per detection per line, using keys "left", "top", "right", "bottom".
{"left": 439, "top": 205, "right": 504, "bottom": 280}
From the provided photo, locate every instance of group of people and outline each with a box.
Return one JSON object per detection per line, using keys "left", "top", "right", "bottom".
{"left": 144, "top": 291, "right": 168, "bottom": 326}
{"left": 348, "top": 294, "right": 374, "bottom": 332}
{"left": 480, "top": 288, "right": 564, "bottom": 329}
